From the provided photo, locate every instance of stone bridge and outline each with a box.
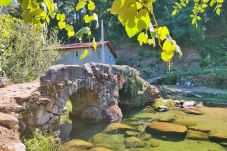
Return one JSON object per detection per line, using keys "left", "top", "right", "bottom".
{"left": 0, "top": 63, "right": 160, "bottom": 151}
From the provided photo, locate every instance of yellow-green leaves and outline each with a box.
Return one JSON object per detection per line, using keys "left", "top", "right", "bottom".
{"left": 57, "top": 14, "right": 66, "bottom": 21}
{"left": 76, "top": 0, "right": 87, "bottom": 11}
{"left": 76, "top": 0, "right": 96, "bottom": 11}
{"left": 137, "top": 9, "right": 150, "bottom": 31}
{"left": 80, "top": 49, "right": 89, "bottom": 60}
{"left": 111, "top": 0, "right": 152, "bottom": 38}
{"left": 157, "top": 26, "right": 169, "bottom": 40}
{"left": 88, "top": 1, "right": 95, "bottom": 11}
{"left": 0, "top": 0, "right": 12, "bottom": 6}
{"left": 57, "top": 14, "right": 66, "bottom": 29}
{"left": 137, "top": 32, "right": 148, "bottom": 46}
{"left": 84, "top": 14, "right": 94, "bottom": 23}
{"left": 111, "top": 0, "right": 124, "bottom": 14}
{"left": 92, "top": 38, "right": 97, "bottom": 50}
{"left": 66, "top": 25, "right": 75, "bottom": 37}
{"left": 58, "top": 21, "right": 66, "bottom": 29}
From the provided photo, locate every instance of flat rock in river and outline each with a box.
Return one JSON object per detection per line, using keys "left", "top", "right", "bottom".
{"left": 209, "top": 131, "right": 227, "bottom": 141}
{"left": 147, "top": 122, "right": 187, "bottom": 134}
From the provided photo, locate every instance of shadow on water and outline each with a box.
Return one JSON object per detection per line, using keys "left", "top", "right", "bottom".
{"left": 147, "top": 129, "right": 186, "bottom": 142}
{"left": 60, "top": 117, "right": 109, "bottom": 141}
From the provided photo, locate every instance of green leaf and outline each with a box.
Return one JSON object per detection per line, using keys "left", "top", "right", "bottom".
{"left": 88, "top": 0, "right": 95, "bottom": 11}
{"left": 66, "top": 25, "right": 75, "bottom": 37}
{"left": 216, "top": 8, "right": 221, "bottom": 15}
{"left": 43, "top": 0, "right": 55, "bottom": 13}
{"left": 163, "top": 40, "right": 175, "bottom": 53}
{"left": 76, "top": 0, "right": 87, "bottom": 11}
{"left": 56, "top": 14, "right": 66, "bottom": 21}
{"left": 75, "top": 27, "right": 90, "bottom": 40}
{"left": 172, "top": 10, "right": 177, "bottom": 16}
{"left": 137, "top": 32, "right": 148, "bottom": 46}
{"left": 0, "top": 0, "right": 12, "bottom": 6}
{"left": 83, "top": 14, "right": 95, "bottom": 23}
{"left": 92, "top": 37, "right": 97, "bottom": 50}
{"left": 161, "top": 51, "right": 174, "bottom": 62}
{"left": 125, "top": 18, "right": 139, "bottom": 38}
{"left": 217, "top": 0, "right": 224, "bottom": 3}
{"left": 58, "top": 21, "right": 66, "bottom": 29}
{"left": 80, "top": 49, "right": 89, "bottom": 60}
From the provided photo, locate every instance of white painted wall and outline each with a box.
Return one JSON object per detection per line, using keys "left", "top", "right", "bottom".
{"left": 57, "top": 46, "right": 116, "bottom": 65}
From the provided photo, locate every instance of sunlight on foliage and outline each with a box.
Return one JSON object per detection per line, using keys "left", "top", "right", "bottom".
{"left": 24, "top": 129, "right": 60, "bottom": 151}
{"left": 80, "top": 49, "right": 89, "bottom": 61}
{"left": 1, "top": 0, "right": 225, "bottom": 69}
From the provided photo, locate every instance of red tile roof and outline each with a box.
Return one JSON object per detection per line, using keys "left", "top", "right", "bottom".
{"left": 60, "top": 41, "right": 116, "bottom": 57}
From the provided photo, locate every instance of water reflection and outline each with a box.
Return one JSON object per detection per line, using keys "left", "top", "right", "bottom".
{"left": 60, "top": 118, "right": 109, "bottom": 141}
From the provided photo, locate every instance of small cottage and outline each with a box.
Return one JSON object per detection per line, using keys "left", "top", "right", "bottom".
{"left": 57, "top": 41, "right": 116, "bottom": 65}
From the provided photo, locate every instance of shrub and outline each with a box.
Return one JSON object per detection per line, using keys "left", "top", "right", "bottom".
{"left": 0, "top": 14, "right": 60, "bottom": 83}
{"left": 24, "top": 129, "right": 60, "bottom": 151}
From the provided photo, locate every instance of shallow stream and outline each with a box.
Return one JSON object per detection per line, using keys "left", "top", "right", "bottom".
{"left": 60, "top": 106, "right": 227, "bottom": 151}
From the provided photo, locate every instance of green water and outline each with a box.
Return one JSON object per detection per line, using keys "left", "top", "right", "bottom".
{"left": 60, "top": 106, "right": 227, "bottom": 151}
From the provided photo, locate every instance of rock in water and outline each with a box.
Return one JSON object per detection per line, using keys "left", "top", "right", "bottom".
{"left": 187, "top": 130, "right": 209, "bottom": 140}
{"left": 104, "top": 123, "right": 135, "bottom": 133}
{"left": 209, "top": 131, "right": 227, "bottom": 142}
{"left": 81, "top": 107, "right": 102, "bottom": 123}
{"left": 124, "top": 137, "right": 146, "bottom": 148}
{"left": 147, "top": 122, "right": 187, "bottom": 134}
{"left": 106, "top": 104, "right": 123, "bottom": 123}
{"left": 183, "top": 101, "right": 196, "bottom": 108}
{"left": 182, "top": 108, "right": 204, "bottom": 115}
{"left": 62, "top": 139, "right": 93, "bottom": 151}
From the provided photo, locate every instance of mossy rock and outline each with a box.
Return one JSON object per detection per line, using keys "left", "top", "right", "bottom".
{"left": 188, "top": 127, "right": 211, "bottom": 133}
{"left": 148, "top": 138, "right": 161, "bottom": 147}
{"left": 130, "top": 112, "right": 154, "bottom": 121}
{"left": 174, "top": 118, "right": 198, "bottom": 127}
{"left": 124, "top": 137, "right": 146, "bottom": 148}
{"left": 187, "top": 130, "right": 209, "bottom": 140}
{"left": 138, "top": 133, "right": 152, "bottom": 140}
{"left": 209, "top": 131, "right": 227, "bottom": 142}
{"left": 103, "top": 123, "right": 135, "bottom": 133}
{"left": 89, "top": 147, "right": 113, "bottom": 151}
{"left": 147, "top": 122, "right": 187, "bottom": 134}
{"left": 157, "top": 116, "right": 177, "bottom": 123}
{"left": 125, "top": 131, "right": 140, "bottom": 137}
{"left": 220, "top": 142, "right": 227, "bottom": 148}
{"left": 62, "top": 139, "right": 93, "bottom": 151}
{"left": 182, "top": 108, "right": 204, "bottom": 115}
{"left": 137, "top": 125, "right": 147, "bottom": 133}
{"left": 90, "top": 133, "right": 125, "bottom": 151}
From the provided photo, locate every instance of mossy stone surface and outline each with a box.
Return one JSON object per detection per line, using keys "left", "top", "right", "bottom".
{"left": 103, "top": 123, "right": 135, "bottom": 133}
{"left": 138, "top": 133, "right": 152, "bottom": 140}
{"left": 124, "top": 137, "right": 146, "bottom": 148}
{"left": 90, "top": 133, "right": 125, "bottom": 151}
{"left": 125, "top": 131, "right": 140, "bottom": 137}
{"left": 187, "top": 130, "right": 209, "bottom": 140}
{"left": 62, "top": 139, "right": 93, "bottom": 151}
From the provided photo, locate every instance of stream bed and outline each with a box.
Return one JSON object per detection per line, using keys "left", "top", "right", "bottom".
{"left": 60, "top": 106, "right": 227, "bottom": 151}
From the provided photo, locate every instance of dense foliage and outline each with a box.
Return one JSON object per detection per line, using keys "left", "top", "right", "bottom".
{"left": 0, "top": 14, "right": 60, "bottom": 83}
{"left": 1, "top": 0, "right": 225, "bottom": 69}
